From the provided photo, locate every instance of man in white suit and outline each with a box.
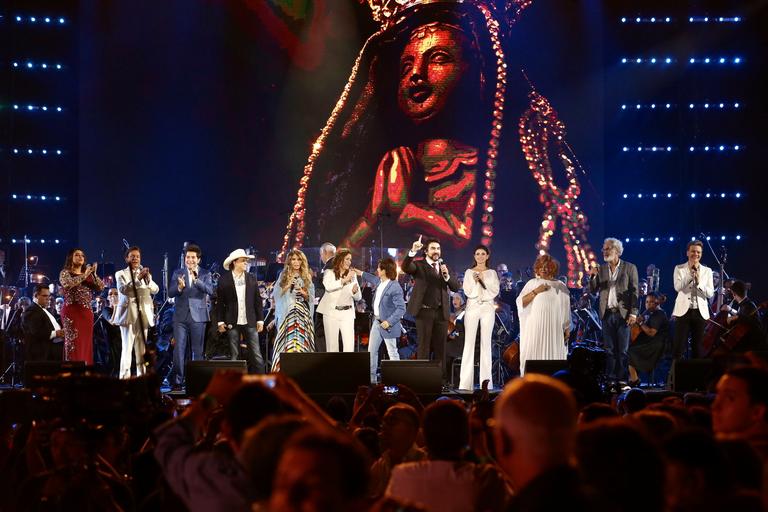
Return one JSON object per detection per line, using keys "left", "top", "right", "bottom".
{"left": 114, "top": 246, "right": 159, "bottom": 378}
{"left": 672, "top": 239, "right": 714, "bottom": 360}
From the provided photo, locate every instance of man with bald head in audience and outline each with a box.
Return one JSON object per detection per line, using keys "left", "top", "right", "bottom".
{"left": 494, "top": 374, "right": 596, "bottom": 511}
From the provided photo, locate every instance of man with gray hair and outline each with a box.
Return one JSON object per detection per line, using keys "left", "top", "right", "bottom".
{"left": 494, "top": 374, "right": 593, "bottom": 511}
{"left": 314, "top": 242, "right": 336, "bottom": 352}
{"left": 589, "top": 237, "right": 639, "bottom": 388}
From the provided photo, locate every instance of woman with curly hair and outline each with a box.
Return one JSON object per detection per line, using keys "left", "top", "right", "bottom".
{"left": 515, "top": 254, "right": 571, "bottom": 375}
{"left": 271, "top": 249, "right": 315, "bottom": 371}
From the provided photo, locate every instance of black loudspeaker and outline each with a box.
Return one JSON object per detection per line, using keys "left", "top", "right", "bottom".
{"left": 381, "top": 359, "right": 442, "bottom": 394}
{"left": 185, "top": 360, "right": 247, "bottom": 397}
{"left": 524, "top": 359, "right": 569, "bottom": 376}
{"left": 24, "top": 361, "right": 86, "bottom": 386}
{"left": 672, "top": 359, "right": 718, "bottom": 392}
{"left": 281, "top": 352, "right": 369, "bottom": 394}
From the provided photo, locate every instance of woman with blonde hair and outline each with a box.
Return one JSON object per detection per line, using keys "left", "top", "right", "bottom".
{"left": 515, "top": 254, "right": 571, "bottom": 375}
{"left": 271, "top": 249, "right": 315, "bottom": 371}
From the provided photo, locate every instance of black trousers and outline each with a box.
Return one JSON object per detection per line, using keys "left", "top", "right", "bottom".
{"left": 415, "top": 307, "right": 448, "bottom": 380}
{"left": 673, "top": 309, "right": 707, "bottom": 359}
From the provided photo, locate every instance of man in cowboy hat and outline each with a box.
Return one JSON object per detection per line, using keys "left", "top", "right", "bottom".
{"left": 216, "top": 249, "right": 265, "bottom": 373}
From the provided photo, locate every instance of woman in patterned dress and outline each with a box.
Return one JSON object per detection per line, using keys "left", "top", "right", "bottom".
{"left": 59, "top": 248, "right": 104, "bottom": 364}
{"left": 271, "top": 249, "right": 315, "bottom": 371}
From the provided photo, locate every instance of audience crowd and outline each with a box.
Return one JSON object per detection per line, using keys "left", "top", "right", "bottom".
{"left": 1, "top": 360, "right": 768, "bottom": 512}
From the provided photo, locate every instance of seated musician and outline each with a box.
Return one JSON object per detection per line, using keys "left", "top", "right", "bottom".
{"left": 628, "top": 292, "right": 669, "bottom": 387}
{"left": 720, "top": 280, "right": 767, "bottom": 352}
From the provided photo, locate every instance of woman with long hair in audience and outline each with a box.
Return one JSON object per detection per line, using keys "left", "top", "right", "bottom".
{"left": 516, "top": 254, "right": 571, "bottom": 375}
{"left": 271, "top": 249, "right": 315, "bottom": 371}
{"left": 59, "top": 248, "right": 104, "bottom": 364}
{"left": 459, "top": 245, "right": 499, "bottom": 390}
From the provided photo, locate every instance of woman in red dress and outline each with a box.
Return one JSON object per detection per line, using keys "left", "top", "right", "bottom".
{"left": 59, "top": 248, "right": 104, "bottom": 364}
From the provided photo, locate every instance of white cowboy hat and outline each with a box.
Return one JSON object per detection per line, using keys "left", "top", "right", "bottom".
{"left": 223, "top": 249, "right": 255, "bottom": 270}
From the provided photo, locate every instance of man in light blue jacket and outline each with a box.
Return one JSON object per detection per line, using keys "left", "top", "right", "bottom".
{"left": 359, "top": 257, "right": 406, "bottom": 383}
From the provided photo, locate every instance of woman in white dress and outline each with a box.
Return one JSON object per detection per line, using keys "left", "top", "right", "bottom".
{"left": 459, "top": 245, "right": 499, "bottom": 390}
{"left": 516, "top": 254, "right": 571, "bottom": 375}
{"left": 316, "top": 248, "right": 362, "bottom": 352}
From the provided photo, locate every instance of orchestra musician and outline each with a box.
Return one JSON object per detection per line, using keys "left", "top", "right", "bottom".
{"left": 719, "top": 280, "right": 767, "bottom": 353}
{"left": 628, "top": 292, "right": 669, "bottom": 387}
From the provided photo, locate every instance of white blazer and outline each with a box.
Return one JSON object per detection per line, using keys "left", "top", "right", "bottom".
{"left": 316, "top": 269, "right": 362, "bottom": 321}
{"left": 672, "top": 263, "right": 714, "bottom": 319}
{"left": 114, "top": 267, "right": 160, "bottom": 327}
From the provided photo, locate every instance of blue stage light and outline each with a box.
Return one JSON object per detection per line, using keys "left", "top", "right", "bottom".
{"left": 719, "top": 145, "right": 724, "bottom": 151}
{"left": 55, "top": 196, "right": 61, "bottom": 201}
{"left": 667, "top": 193, "right": 672, "bottom": 198}
{"left": 637, "top": 193, "right": 643, "bottom": 198}
{"left": 704, "top": 103, "right": 709, "bottom": 108}
{"left": 654, "top": 237, "right": 659, "bottom": 242}
{"left": 59, "top": 18, "right": 65, "bottom": 24}
{"left": 719, "top": 103, "right": 724, "bottom": 108}
{"left": 669, "top": 237, "right": 674, "bottom": 242}
{"left": 56, "top": 64, "right": 62, "bottom": 69}
{"left": 56, "top": 150, "right": 62, "bottom": 155}
{"left": 665, "top": 57, "right": 672, "bottom": 63}
{"left": 652, "top": 193, "right": 657, "bottom": 198}
{"left": 704, "top": 58, "right": 710, "bottom": 63}
{"left": 636, "top": 17, "right": 640, "bottom": 23}
{"left": 651, "top": 17, "right": 656, "bottom": 23}
{"left": 706, "top": 236, "right": 711, "bottom": 240}
{"left": 704, "top": 146, "right": 710, "bottom": 151}
{"left": 637, "top": 146, "right": 642, "bottom": 152}
{"left": 705, "top": 193, "right": 711, "bottom": 198}
{"left": 625, "top": 238, "right": 630, "bottom": 243}
{"left": 666, "top": 146, "right": 672, "bottom": 152}
{"left": 721, "top": 193, "right": 725, "bottom": 198}
{"left": 622, "top": 147, "right": 628, "bottom": 152}
{"left": 736, "top": 235, "right": 741, "bottom": 240}
{"left": 621, "top": 104, "right": 627, "bottom": 110}
{"left": 621, "top": 17, "right": 626, "bottom": 23}
{"left": 651, "top": 58, "right": 657, "bottom": 64}
{"left": 27, "top": 62, "right": 33, "bottom": 68}
{"left": 690, "top": 193, "right": 696, "bottom": 198}
{"left": 623, "top": 193, "right": 628, "bottom": 198}
{"left": 12, "top": 194, "right": 17, "bottom": 199}
{"left": 735, "top": 192, "right": 741, "bottom": 198}
{"left": 640, "top": 237, "right": 645, "bottom": 242}
{"left": 733, "top": 57, "right": 741, "bottom": 64}
{"left": 734, "top": 102, "right": 739, "bottom": 108}
{"left": 40, "top": 240, "right": 45, "bottom": 244}
{"left": 41, "top": 195, "right": 46, "bottom": 200}
{"left": 689, "top": 103, "right": 694, "bottom": 109}
{"left": 622, "top": 58, "right": 627, "bottom": 63}
{"left": 651, "top": 104, "right": 656, "bottom": 109}
{"left": 41, "top": 150, "right": 47, "bottom": 155}
{"left": 689, "top": 146, "right": 694, "bottom": 152}
{"left": 45, "top": 17, "right": 51, "bottom": 23}
{"left": 636, "top": 104, "right": 641, "bottom": 109}
{"left": 30, "top": 17, "right": 36, "bottom": 22}
{"left": 734, "top": 145, "right": 740, "bottom": 150}
{"left": 11, "top": 239, "right": 16, "bottom": 244}
{"left": 636, "top": 58, "right": 642, "bottom": 63}
{"left": 26, "top": 195, "right": 31, "bottom": 199}
{"left": 689, "top": 17, "right": 693, "bottom": 22}
{"left": 665, "top": 17, "right": 671, "bottom": 22}
{"left": 721, "top": 235, "right": 726, "bottom": 240}
{"left": 689, "top": 58, "right": 695, "bottom": 64}
{"left": 665, "top": 103, "right": 671, "bottom": 108}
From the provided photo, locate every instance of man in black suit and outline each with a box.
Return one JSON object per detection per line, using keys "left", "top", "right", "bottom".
{"left": 22, "top": 284, "right": 65, "bottom": 363}
{"left": 402, "top": 236, "right": 460, "bottom": 382}
{"left": 217, "top": 249, "right": 265, "bottom": 373}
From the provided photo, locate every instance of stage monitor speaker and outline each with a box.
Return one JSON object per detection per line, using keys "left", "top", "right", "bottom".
{"left": 24, "top": 361, "right": 86, "bottom": 386}
{"left": 381, "top": 359, "right": 443, "bottom": 394}
{"left": 186, "top": 360, "right": 247, "bottom": 397}
{"left": 672, "top": 359, "right": 718, "bottom": 393}
{"left": 524, "top": 359, "right": 569, "bottom": 376}
{"left": 281, "top": 352, "right": 369, "bottom": 394}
